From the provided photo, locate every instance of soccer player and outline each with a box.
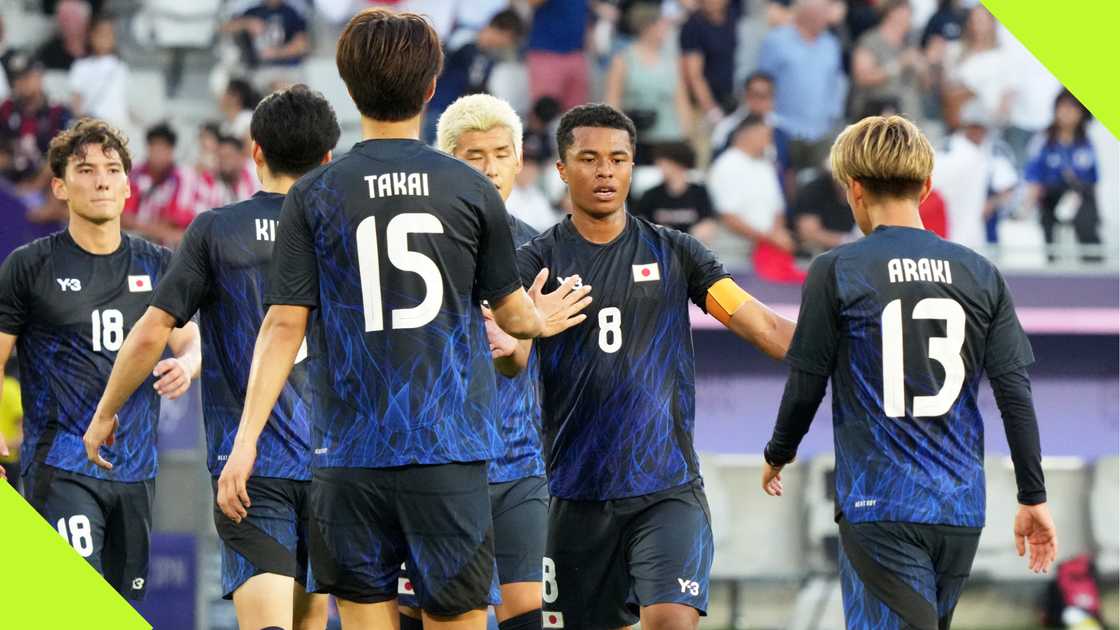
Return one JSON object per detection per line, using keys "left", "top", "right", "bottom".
{"left": 761, "top": 115, "right": 1058, "bottom": 630}
{"left": 214, "top": 10, "right": 590, "bottom": 630}
{"left": 510, "top": 103, "right": 795, "bottom": 629}
{"left": 83, "top": 85, "right": 339, "bottom": 630}
{"left": 397, "top": 93, "right": 549, "bottom": 630}
{"left": 0, "top": 118, "right": 201, "bottom": 599}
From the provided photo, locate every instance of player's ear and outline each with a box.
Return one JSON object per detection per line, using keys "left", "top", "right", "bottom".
{"left": 250, "top": 141, "right": 266, "bottom": 168}
{"left": 918, "top": 176, "right": 933, "bottom": 204}
{"left": 556, "top": 158, "right": 567, "bottom": 183}
{"left": 423, "top": 76, "right": 437, "bottom": 104}
{"left": 50, "top": 176, "right": 68, "bottom": 202}
{"left": 321, "top": 150, "right": 332, "bottom": 165}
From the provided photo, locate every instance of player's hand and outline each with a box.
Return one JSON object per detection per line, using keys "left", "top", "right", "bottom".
{"left": 82, "top": 413, "right": 119, "bottom": 471}
{"left": 153, "top": 357, "right": 191, "bottom": 399}
{"left": 528, "top": 268, "right": 593, "bottom": 337}
{"left": 1014, "top": 502, "right": 1058, "bottom": 574}
{"left": 761, "top": 462, "right": 784, "bottom": 496}
{"left": 482, "top": 306, "right": 518, "bottom": 358}
{"left": 217, "top": 443, "right": 256, "bottom": 523}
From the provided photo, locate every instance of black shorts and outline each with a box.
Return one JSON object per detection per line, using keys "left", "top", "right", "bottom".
{"left": 398, "top": 475, "right": 549, "bottom": 608}
{"left": 24, "top": 465, "right": 153, "bottom": 600}
{"left": 308, "top": 462, "right": 499, "bottom": 616}
{"left": 838, "top": 516, "right": 982, "bottom": 630}
{"left": 543, "top": 479, "right": 714, "bottom": 628}
{"left": 211, "top": 476, "right": 311, "bottom": 599}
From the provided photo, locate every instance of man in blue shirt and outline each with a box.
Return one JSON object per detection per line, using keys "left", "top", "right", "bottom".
{"left": 526, "top": 0, "right": 589, "bottom": 112}
{"left": 757, "top": 0, "right": 846, "bottom": 171}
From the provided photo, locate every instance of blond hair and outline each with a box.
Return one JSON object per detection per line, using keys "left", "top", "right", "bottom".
{"left": 830, "top": 115, "right": 934, "bottom": 199}
{"left": 437, "top": 94, "right": 523, "bottom": 158}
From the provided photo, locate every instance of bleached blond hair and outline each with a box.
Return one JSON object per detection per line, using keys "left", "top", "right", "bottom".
{"left": 437, "top": 93, "right": 523, "bottom": 158}
{"left": 830, "top": 115, "right": 934, "bottom": 199}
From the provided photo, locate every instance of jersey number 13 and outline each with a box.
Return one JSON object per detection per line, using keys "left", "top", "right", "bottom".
{"left": 881, "top": 298, "right": 966, "bottom": 418}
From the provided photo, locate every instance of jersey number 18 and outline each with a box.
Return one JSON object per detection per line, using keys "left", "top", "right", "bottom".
{"left": 881, "top": 298, "right": 966, "bottom": 418}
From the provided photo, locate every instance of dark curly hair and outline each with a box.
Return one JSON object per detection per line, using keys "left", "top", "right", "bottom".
{"left": 251, "top": 84, "right": 340, "bottom": 177}
{"left": 555, "top": 103, "right": 637, "bottom": 161}
{"left": 47, "top": 118, "right": 132, "bottom": 179}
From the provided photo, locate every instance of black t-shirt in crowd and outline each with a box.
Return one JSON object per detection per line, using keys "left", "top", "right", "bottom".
{"left": 792, "top": 173, "right": 855, "bottom": 234}
{"left": 633, "top": 182, "right": 716, "bottom": 235}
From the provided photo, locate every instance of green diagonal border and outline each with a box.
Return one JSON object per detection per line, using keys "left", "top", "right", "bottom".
{"left": 0, "top": 482, "right": 150, "bottom": 628}
{"left": 984, "top": 0, "right": 1120, "bottom": 139}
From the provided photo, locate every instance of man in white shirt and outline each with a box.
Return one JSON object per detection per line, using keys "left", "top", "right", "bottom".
{"left": 708, "top": 114, "right": 794, "bottom": 255}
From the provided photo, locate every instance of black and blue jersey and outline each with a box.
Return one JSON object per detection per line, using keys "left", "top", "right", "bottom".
{"left": 151, "top": 192, "right": 313, "bottom": 480}
{"left": 516, "top": 215, "right": 729, "bottom": 500}
{"left": 0, "top": 231, "right": 171, "bottom": 482}
{"left": 787, "top": 226, "right": 1034, "bottom": 527}
{"left": 265, "top": 139, "right": 523, "bottom": 470}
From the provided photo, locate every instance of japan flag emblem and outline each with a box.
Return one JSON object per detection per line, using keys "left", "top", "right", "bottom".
{"left": 128, "top": 275, "right": 152, "bottom": 292}
{"left": 632, "top": 262, "right": 660, "bottom": 282}
{"left": 543, "top": 611, "right": 565, "bottom": 628}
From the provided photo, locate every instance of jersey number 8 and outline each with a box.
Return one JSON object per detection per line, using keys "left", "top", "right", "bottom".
{"left": 356, "top": 213, "right": 444, "bottom": 332}
{"left": 881, "top": 298, "right": 966, "bottom": 418}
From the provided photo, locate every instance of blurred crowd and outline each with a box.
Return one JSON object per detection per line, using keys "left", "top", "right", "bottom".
{"left": 0, "top": 0, "right": 1117, "bottom": 281}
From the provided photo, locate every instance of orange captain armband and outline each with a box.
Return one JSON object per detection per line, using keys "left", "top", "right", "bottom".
{"left": 706, "top": 278, "right": 754, "bottom": 327}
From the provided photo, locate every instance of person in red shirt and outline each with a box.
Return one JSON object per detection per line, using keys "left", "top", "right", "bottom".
{"left": 123, "top": 123, "right": 207, "bottom": 246}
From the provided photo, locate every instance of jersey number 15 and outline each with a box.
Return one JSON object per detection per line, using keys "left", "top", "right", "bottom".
{"left": 881, "top": 298, "right": 966, "bottom": 418}
{"left": 356, "top": 213, "right": 444, "bottom": 332}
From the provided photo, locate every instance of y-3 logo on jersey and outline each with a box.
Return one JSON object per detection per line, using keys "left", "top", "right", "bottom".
{"left": 556, "top": 274, "right": 583, "bottom": 289}
{"left": 56, "top": 278, "right": 82, "bottom": 292}
{"left": 677, "top": 578, "right": 701, "bottom": 596}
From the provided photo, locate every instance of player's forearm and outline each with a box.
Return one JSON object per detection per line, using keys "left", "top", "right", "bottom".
{"left": 492, "top": 290, "right": 544, "bottom": 339}
{"left": 764, "top": 367, "right": 828, "bottom": 466}
{"left": 233, "top": 306, "right": 308, "bottom": 448}
{"left": 494, "top": 340, "right": 531, "bottom": 378}
{"left": 727, "top": 300, "right": 795, "bottom": 360}
{"left": 94, "top": 310, "right": 174, "bottom": 419}
{"left": 167, "top": 320, "right": 202, "bottom": 379}
{"left": 991, "top": 368, "right": 1047, "bottom": 505}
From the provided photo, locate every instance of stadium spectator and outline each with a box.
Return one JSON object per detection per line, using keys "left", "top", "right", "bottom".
{"left": 634, "top": 142, "right": 718, "bottom": 243}
{"left": 711, "top": 72, "right": 791, "bottom": 191}
{"left": 680, "top": 0, "right": 739, "bottom": 123}
{"left": 218, "top": 78, "right": 258, "bottom": 143}
{"left": 1025, "top": 90, "right": 1102, "bottom": 262}
{"left": 932, "top": 100, "right": 1018, "bottom": 251}
{"left": 222, "top": 0, "right": 309, "bottom": 88}
{"left": 940, "top": 5, "right": 1011, "bottom": 129}
{"left": 68, "top": 15, "right": 128, "bottom": 127}
{"left": 421, "top": 9, "right": 525, "bottom": 143}
{"left": 849, "top": 0, "right": 928, "bottom": 122}
{"left": 194, "top": 121, "right": 221, "bottom": 175}
{"left": 920, "top": 0, "right": 966, "bottom": 48}
{"left": 709, "top": 115, "right": 797, "bottom": 272}
{"left": 1002, "top": 35, "right": 1063, "bottom": 167}
{"left": 201, "top": 135, "right": 257, "bottom": 207}
{"left": 791, "top": 168, "right": 854, "bottom": 255}
{"left": 604, "top": 5, "right": 690, "bottom": 165}
{"left": 123, "top": 123, "right": 205, "bottom": 246}
{"left": 919, "top": 187, "right": 949, "bottom": 238}
{"left": 525, "top": 0, "right": 589, "bottom": 112}
{"left": 758, "top": 0, "right": 846, "bottom": 172}
{"left": 0, "top": 53, "right": 73, "bottom": 187}
{"left": 522, "top": 96, "right": 562, "bottom": 163}
{"left": 506, "top": 145, "right": 561, "bottom": 233}
{"left": 35, "top": 0, "right": 91, "bottom": 71}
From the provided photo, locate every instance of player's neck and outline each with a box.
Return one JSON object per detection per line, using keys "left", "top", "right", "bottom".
{"left": 67, "top": 215, "right": 122, "bottom": 255}
{"left": 867, "top": 200, "right": 924, "bottom": 232}
{"left": 571, "top": 207, "right": 627, "bottom": 244}
{"left": 260, "top": 172, "right": 298, "bottom": 195}
{"left": 360, "top": 115, "right": 421, "bottom": 142}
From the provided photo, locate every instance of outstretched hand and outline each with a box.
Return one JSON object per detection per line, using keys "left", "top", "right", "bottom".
{"left": 527, "top": 268, "right": 593, "bottom": 337}
{"left": 761, "top": 462, "right": 784, "bottom": 496}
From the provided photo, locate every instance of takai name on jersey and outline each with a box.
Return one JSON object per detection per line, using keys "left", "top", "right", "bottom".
{"left": 887, "top": 257, "right": 953, "bottom": 285}
{"left": 364, "top": 172, "right": 430, "bottom": 199}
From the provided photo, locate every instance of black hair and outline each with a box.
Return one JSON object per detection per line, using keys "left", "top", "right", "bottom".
{"left": 654, "top": 141, "right": 695, "bottom": 169}
{"left": 226, "top": 78, "right": 260, "bottom": 110}
{"left": 489, "top": 8, "right": 525, "bottom": 39}
{"left": 732, "top": 113, "right": 768, "bottom": 139}
{"left": 217, "top": 135, "right": 244, "bottom": 151}
{"left": 250, "top": 84, "right": 340, "bottom": 177}
{"left": 532, "top": 96, "right": 562, "bottom": 125}
{"left": 145, "top": 122, "right": 177, "bottom": 146}
{"left": 743, "top": 70, "right": 775, "bottom": 92}
{"left": 1046, "top": 88, "right": 1092, "bottom": 144}
{"left": 555, "top": 103, "right": 637, "bottom": 160}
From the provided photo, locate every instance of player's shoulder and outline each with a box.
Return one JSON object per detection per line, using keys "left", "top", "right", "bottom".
{"left": 507, "top": 213, "right": 539, "bottom": 241}
{"left": 0, "top": 231, "right": 59, "bottom": 274}
{"left": 518, "top": 218, "right": 565, "bottom": 256}
{"left": 633, "top": 214, "right": 709, "bottom": 253}
{"left": 125, "top": 231, "right": 172, "bottom": 261}
{"left": 419, "top": 145, "right": 497, "bottom": 196}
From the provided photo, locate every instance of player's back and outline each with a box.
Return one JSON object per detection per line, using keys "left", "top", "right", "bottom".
{"left": 153, "top": 192, "right": 313, "bottom": 480}
{"left": 813, "top": 225, "right": 1033, "bottom": 527}
{"left": 269, "top": 139, "right": 520, "bottom": 470}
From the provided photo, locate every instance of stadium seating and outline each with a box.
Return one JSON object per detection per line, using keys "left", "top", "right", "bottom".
{"left": 1090, "top": 456, "right": 1120, "bottom": 575}
{"left": 130, "top": 0, "right": 222, "bottom": 50}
